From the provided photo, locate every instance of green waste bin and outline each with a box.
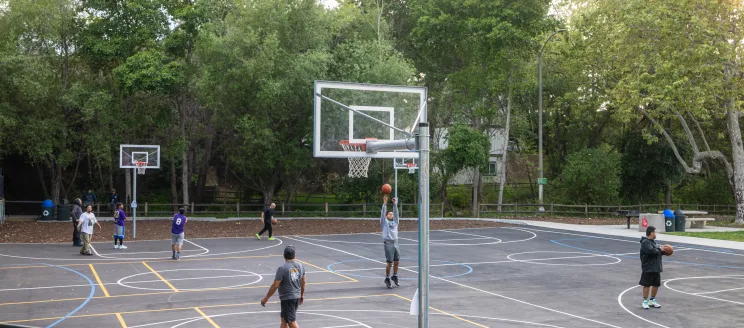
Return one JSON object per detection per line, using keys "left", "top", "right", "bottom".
{"left": 41, "top": 199, "right": 55, "bottom": 221}
{"left": 57, "top": 204, "right": 71, "bottom": 221}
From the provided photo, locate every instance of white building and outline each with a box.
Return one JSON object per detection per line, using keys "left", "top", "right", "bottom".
{"left": 433, "top": 128, "right": 513, "bottom": 185}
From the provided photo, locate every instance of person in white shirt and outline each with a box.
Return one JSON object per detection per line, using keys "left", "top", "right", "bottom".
{"left": 77, "top": 205, "right": 101, "bottom": 256}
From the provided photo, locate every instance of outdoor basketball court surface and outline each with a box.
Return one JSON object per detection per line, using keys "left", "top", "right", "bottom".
{"left": 1, "top": 225, "right": 742, "bottom": 328}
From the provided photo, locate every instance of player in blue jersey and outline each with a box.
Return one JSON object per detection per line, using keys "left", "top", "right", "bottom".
{"left": 113, "top": 203, "right": 127, "bottom": 249}
{"left": 171, "top": 207, "right": 188, "bottom": 260}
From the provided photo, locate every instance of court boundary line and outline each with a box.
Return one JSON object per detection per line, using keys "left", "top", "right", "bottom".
{"left": 142, "top": 262, "right": 179, "bottom": 292}
{"left": 296, "top": 259, "right": 358, "bottom": 283}
{"left": 115, "top": 313, "right": 127, "bottom": 328}
{"left": 392, "top": 294, "right": 487, "bottom": 327}
{"left": 194, "top": 307, "right": 220, "bottom": 328}
{"left": 89, "top": 264, "right": 110, "bottom": 297}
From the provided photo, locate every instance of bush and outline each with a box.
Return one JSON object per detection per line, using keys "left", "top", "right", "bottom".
{"left": 676, "top": 173, "right": 734, "bottom": 205}
{"left": 549, "top": 145, "right": 622, "bottom": 205}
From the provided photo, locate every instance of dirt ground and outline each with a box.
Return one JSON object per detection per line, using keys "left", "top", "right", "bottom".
{"left": 0, "top": 219, "right": 515, "bottom": 243}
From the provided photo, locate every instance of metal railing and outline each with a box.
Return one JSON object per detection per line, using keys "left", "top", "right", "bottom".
{"left": 0, "top": 200, "right": 737, "bottom": 218}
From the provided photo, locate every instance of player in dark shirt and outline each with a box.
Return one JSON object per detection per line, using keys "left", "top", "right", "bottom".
{"left": 256, "top": 203, "right": 277, "bottom": 241}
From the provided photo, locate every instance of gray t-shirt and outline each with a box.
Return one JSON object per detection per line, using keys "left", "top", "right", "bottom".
{"left": 274, "top": 261, "right": 305, "bottom": 300}
{"left": 380, "top": 203, "right": 399, "bottom": 242}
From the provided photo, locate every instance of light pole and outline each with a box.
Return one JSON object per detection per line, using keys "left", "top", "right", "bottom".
{"left": 538, "top": 28, "right": 567, "bottom": 212}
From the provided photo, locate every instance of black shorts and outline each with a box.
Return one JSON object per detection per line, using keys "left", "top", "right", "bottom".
{"left": 280, "top": 298, "right": 300, "bottom": 323}
{"left": 639, "top": 272, "right": 661, "bottom": 287}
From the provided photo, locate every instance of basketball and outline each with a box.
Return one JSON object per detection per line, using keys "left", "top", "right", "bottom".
{"left": 381, "top": 184, "right": 392, "bottom": 194}
{"left": 271, "top": 218, "right": 278, "bottom": 224}
{"left": 661, "top": 244, "right": 673, "bottom": 256}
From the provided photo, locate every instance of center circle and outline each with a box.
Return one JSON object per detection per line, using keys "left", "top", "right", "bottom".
{"left": 507, "top": 251, "right": 621, "bottom": 266}
{"left": 327, "top": 258, "right": 472, "bottom": 280}
{"left": 118, "top": 269, "right": 263, "bottom": 291}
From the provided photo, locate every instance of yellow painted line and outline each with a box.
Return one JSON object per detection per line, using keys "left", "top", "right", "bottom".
{"left": 0, "top": 293, "right": 396, "bottom": 324}
{"left": 142, "top": 262, "right": 179, "bottom": 292}
{"left": 115, "top": 313, "right": 127, "bottom": 328}
{"left": 194, "top": 307, "right": 220, "bottom": 328}
{"left": 393, "top": 294, "right": 488, "bottom": 328}
{"left": 296, "top": 259, "right": 358, "bottom": 282}
{"left": 89, "top": 264, "right": 110, "bottom": 297}
{"left": 0, "top": 281, "right": 351, "bottom": 307}
{"left": 0, "top": 254, "right": 281, "bottom": 270}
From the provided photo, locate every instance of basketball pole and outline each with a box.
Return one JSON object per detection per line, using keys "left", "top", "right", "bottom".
{"left": 417, "top": 121, "right": 430, "bottom": 328}
{"left": 132, "top": 168, "right": 137, "bottom": 239}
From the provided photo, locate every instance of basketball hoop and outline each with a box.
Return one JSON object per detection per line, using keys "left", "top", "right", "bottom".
{"left": 407, "top": 162, "right": 418, "bottom": 174}
{"left": 340, "top": 140, "right": 375, "bottom": 178}
{"left": 135, "top": 161, "right": 148, "bottom": 175}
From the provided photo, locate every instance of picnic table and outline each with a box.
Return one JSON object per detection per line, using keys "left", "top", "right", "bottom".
{"left": 616, "top": 210, "right": 640, "bottom": 229}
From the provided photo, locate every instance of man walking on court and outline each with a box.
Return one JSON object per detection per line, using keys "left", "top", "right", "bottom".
{"left": 113, "top": 202, "right": 127, "bottom": 249}
{"left": 261, "top": 245, "right": 306, "bottom": 328}
{"left": 256, "top": 202, "right": 276, "bottom": 241}
{"left": 78, "top": 205, "right": 101, "bottom": 255}
{"left": 640, "top": 226, "right": 664, "bottom": 309}
{"left": 171, "top": 207, "right": 188, "bottom": 260}
{"left": 380, "top": 195, "right": 400, "bottom": 288}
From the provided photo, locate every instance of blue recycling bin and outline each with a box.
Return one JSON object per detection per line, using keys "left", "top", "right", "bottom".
{"left": 663, "top": 208, "right": 676, "bottom": 232}
{"left": 41, "top": 199, "right": 55, "bottom": 221}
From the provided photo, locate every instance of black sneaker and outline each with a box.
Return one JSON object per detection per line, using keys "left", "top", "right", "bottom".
{"left": 385, "top": 278, "right": 392, "bottom": 289}
{"left": 391, "top": 275, "right": 399, "bottom": 286}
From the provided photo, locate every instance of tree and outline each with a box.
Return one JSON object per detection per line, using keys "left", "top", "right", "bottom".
{"left": 568, "top": 0, "right": 744, "bottom": 223}
{"left": 438, "top": 125, "right": 490, "bottom": 215}
{"left": 550, "top": 145, "right": 622, "bottom": 205}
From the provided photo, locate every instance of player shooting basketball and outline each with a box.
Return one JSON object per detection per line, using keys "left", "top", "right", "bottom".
{"left": 380, "top": 194, "right": 400, "bottom": 288}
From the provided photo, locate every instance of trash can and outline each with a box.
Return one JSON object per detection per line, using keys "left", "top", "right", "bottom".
{"left": 57, "top": 204, "right": 71, "bottom": 221}
{"left": 41, "top": 199, "right": 55, "bottom": 221}
{"left": 674, "top": 209, "right": 686, "bottom": 232}
{"left": 663, "top": 209, "right": 676, "bottom": 232}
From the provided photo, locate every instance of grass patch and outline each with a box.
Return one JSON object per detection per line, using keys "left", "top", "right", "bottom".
{"left": 668, "top": 231, "right": 744, "bottom": 242}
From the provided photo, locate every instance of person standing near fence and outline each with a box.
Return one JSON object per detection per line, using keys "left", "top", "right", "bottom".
{"left": 71, "top": 199, "right": 83, "bottom": 247}
{"left": 78, "top": 205, "right": 101, "bottom": 256}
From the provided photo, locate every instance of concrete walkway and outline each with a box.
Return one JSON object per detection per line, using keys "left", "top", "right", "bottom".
{"left": 500, "top": 219, "right": 744, "bottom": 251}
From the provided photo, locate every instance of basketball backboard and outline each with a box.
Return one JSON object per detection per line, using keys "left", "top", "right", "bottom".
{"left": 120, "top": 145, "right": 160, "bottom": 168}
{"left": 314, "top": 81, "right": 426, "bottom": 159}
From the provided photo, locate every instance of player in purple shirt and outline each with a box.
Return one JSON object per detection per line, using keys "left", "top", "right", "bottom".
{"left": 171, "top": 207, "right": 188, "bottom": 260}
{"left": 113, "top": 203, "right": 127, "bottom": 249}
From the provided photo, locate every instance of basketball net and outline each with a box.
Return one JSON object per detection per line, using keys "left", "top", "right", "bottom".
{"left": 135, "top": 161, "right": 148, "bottom": 175}
{"left": 340, "top": 142, "right": 371, "bottom": 178}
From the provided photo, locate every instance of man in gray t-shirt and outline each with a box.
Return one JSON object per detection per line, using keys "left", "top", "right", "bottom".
{"left": 261, "top": 246, "right": 306, "bottom": 327}
{"left": 380, "top": 195, "right": 400, "bottom": 288}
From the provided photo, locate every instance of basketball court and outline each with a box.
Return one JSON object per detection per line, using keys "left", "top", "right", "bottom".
{"left": 0, "top": 225, "right": 742, "bottom": 327}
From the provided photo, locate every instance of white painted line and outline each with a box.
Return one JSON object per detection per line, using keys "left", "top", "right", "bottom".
{"left": 617, "top": 285, "right": 670, "bottom": 328}
{"left": 97, "top": 250, "right": 201, "bottom": 256}
{"left": 663, "top": 275, "right": 744, "bottom": 306}
{"left": 287, "top": 236, "right": 622, "bottom": 328}
{"left": 693, "top": 286, "right": 744, "bottom": 295}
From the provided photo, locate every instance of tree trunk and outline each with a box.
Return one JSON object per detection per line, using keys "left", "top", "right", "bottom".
{"left": 471, "top": 170, "right": 481, "bottom": 217}
{"left": 37, "top": 166, "right": 50, "bottom": 199}
{"left": 179, "top": 101, "right": 190, "bottom": 209}
{"left": 171, "top": 151, "right": 178, "bottom": 212}
{"left": 498, "top": 81, "right": 513, "bottom": 212}
{"left": 125, "top": 168, "right": 132, "bottom": 205}
{"left": 726, "top": 107, "right": 744, "bottom": 224}
{"left": 51, "top": 164, "right": 62, "bottom": 206}
{"left": 193, "top": 135, "right": 214, "bottom": 204}
{"left": 665, "top": 178, "right": 672, "bottom": 207}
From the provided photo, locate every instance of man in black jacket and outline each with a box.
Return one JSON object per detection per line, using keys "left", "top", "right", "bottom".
{"left": 639, "top": 226, "right": 664, "bottom": 309}
{"left": 71, "top": 199, "right": 83, "bottom": 247}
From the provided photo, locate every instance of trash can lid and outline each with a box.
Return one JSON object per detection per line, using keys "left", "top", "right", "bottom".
{"left": 42, "top": 199, "right": 54, "bottom": 207}
{"left": 663, "top": 209, "right": 674, "bottom": 218}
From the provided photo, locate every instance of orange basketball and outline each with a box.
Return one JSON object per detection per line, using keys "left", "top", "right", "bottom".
{"left": 662, "top": 244, "right": 673, "bottom": 256}
{"left": 381, "top": 184, "right": 392, "bottom": 194}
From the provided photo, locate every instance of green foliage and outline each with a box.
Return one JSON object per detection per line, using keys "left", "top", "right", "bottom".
{"left": 549, "top": 145, "right": 622, "bottom": 205}
{"left": 330, "top": 160, "right": 418, "bottom": 204}
{"left": 441, "top": 125, "right": 491, "bottom": 178}
{"left": 619, "top": 131, "right": 686, "bottom": 204}
{"left": 676, "top": 173, "right": 735, "bottom": 206}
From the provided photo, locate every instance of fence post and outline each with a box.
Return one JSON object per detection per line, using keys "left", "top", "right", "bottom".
{"left": 363, "top": 203, "right": 366, "bottom": 216}
{"left": 325, "top": 202, "right": 328, "bottom": 215}
{"left": 713, "top": 204, "right": 716, "bottom": 214}
{"left": 237, "top": 202, "right": 240, "bottom": 217}
{"left": 550, "top": 203, "right": 554, "bottom": 216}
{"left": 145, "top": 202, "right": 148, "bottom": 216}
{"left": 96, "top": 203, "right": 100, "bottom": 214}
{"left": 191, "top": 202, "right": 194, "bottom": 215}
{"left": 282, "top": 203, "right": 285, "bottom": 215}
{"left": 514, "top": 203, "right": 518, "bottom": 217}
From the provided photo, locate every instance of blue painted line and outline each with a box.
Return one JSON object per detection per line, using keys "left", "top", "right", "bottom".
{"left": 43, "top": 263, "right": 95, "bottom": 328}
{"left": 550, "top": 240, "right": 744, "bottom": 271}
{"left": 327, "top": 258, "right": 473, "bottom": 280}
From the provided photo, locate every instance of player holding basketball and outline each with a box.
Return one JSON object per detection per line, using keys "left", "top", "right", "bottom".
{"left": 639, "top": 226, "right": 664, "bottom": 309}
{"left": 171, "top": 207, "right": 188, "bottom": 260}
{"left": 113, "top": 202, "right": 127, "bottom": 249}
{"left": 256, "top": 202, "right": 277, "bottom": 241}
{"left": 381, "top": 195, "right": 400, "bottom": 288}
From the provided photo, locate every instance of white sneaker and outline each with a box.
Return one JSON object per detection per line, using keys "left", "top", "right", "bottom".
{"left": 642, "top": 300, "right": 649, "bottom": 310}
{"left": 650, "top": 299, "right": 661, "bottom": 308}
{"left": 114, "top": 245, "right": 120, "bottom": 249}
{"left": 119, "top": 245, "right": 127, "bottom": 249}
